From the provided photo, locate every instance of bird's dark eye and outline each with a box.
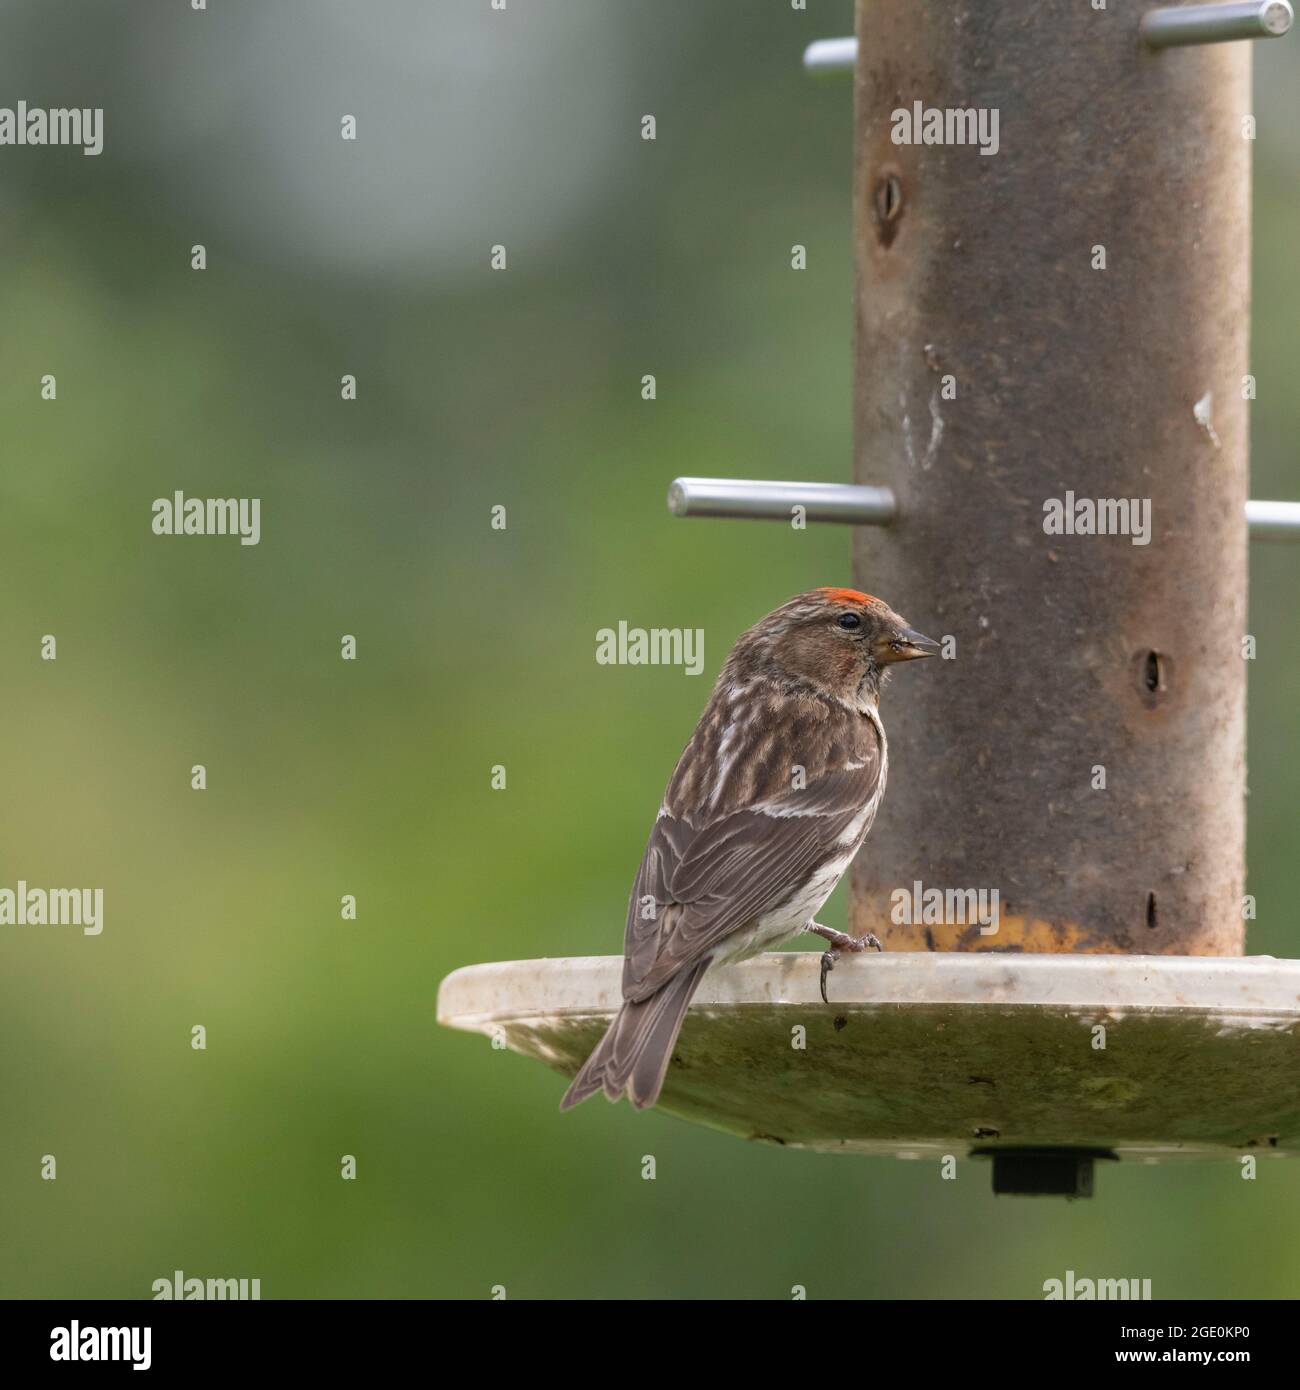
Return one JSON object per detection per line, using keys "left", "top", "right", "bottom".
{"left": 837, "top": 612, "right": 861, "bottom": 630}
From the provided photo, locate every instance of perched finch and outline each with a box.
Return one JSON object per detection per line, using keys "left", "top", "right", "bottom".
{"left": 561, "top": 587, "right": 938, "bottom": 1112}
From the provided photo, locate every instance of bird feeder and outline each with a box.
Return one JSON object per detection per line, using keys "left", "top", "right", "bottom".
{"left": 439, "top": 0, "right": 1300, "bottom": 1195}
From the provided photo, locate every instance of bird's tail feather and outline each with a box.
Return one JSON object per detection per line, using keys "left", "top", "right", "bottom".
{"left": 559, "top": 958, "right": 711, "bottom": 1111}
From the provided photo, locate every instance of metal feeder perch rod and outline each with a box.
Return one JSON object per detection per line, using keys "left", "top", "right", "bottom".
{"left": 804, "top": 1, "right": 1295, "bottom": 75}
{"left": 668, "top": 478, "right": 1300, "bottom": 539}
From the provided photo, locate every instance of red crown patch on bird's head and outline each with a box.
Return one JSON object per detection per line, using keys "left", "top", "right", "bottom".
{"left": 818, "top": 586, "right": 876, "bottom": 607}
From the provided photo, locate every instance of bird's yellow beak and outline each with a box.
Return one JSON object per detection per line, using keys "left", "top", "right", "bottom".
{"left": 875, "top": 625, "right": 941, "bottom": 663}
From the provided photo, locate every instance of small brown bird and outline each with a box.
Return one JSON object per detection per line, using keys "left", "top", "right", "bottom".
{"left": 561, "top": 587, "right": 938, "bottom": 1112}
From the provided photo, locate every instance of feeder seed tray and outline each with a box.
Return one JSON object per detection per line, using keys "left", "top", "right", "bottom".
{"left": 438, "top": 951, "right": 1300, "bottom": 1193}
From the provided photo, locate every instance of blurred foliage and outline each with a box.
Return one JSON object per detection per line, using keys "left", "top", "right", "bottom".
{"left": 0, "top": 1, "right": 1297, "bottom": 1299}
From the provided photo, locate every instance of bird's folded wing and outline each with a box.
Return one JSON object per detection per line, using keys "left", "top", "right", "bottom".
{"left": 622, "top": 754, "right": 881, "bottom": 1001}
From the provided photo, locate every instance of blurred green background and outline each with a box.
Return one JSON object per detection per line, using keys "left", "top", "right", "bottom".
{"left": 1, "top": 0, "right": 1298, "bottom": 1299}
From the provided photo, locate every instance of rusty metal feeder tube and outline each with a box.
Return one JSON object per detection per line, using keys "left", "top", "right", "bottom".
{"left": 849, "top": 0, "right": 1250, "bottom": 956}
